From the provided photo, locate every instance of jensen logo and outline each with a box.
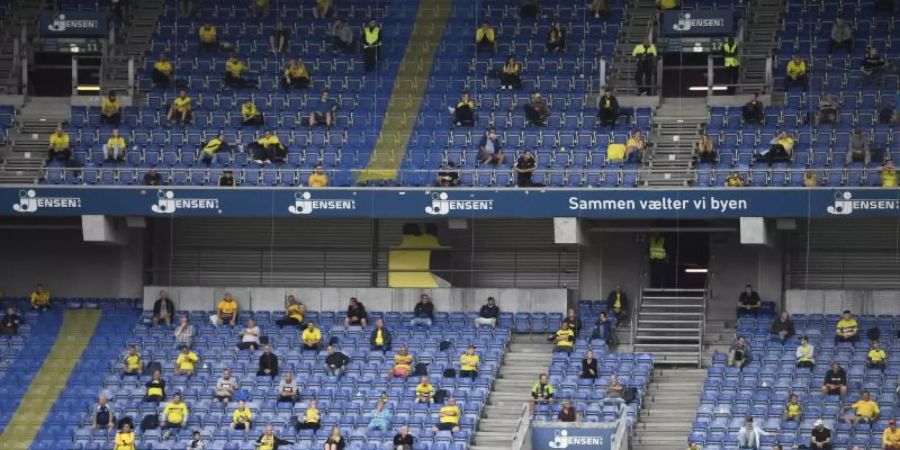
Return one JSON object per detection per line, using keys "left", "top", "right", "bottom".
{"left": 12, "top": 189, "right": 81, "bottom": 213}
{"left": 151, "top": 190, "right": 220, "bottom": 214}
{"left": 47, "top": 13, "right": 100, "bottom": 33}
{"left": 827, "top": 191, "right": 900, "bottom": 215}
{"left": 672, "top": 13, "right": 726, "bottom": 32}
{"left": 288, "top": 191, "right": 356, "bottom": 215}
{"left": 424, "top": 192, "right": 494, "bottom": 216}
{"left": 547, "top": 430, "right": 603, "bottom": 449}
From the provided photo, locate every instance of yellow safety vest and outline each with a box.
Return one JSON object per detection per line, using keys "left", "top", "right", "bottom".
{"left": 364, "top": 27, "right": 381, "bottom": 46}
{"left": 723, "top": 42, "right": 739, "bottom": 67}
{"left": 649, "top": 236, "right": 666, "bottom": 260}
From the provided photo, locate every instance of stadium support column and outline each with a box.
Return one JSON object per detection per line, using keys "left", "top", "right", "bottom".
{"left": 553, "top": 217, "right": 583, "bottom": 245}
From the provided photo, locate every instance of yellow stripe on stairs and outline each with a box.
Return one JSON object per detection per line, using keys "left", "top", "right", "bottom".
{"left": 0, "top": 310, "right": 102, "bottom": 450}
{"left": 357, "top": 0, "right": 453, "bottom": 183}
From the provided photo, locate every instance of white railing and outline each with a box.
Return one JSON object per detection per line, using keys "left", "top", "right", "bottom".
{"left": 511, "top": 402, "right": 531, "bottom": 450}
{"left": 515, "top": 402, "right": 629, "bottom": 450}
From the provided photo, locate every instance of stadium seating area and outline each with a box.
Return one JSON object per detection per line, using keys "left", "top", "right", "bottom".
{"left": 0, "top": 104, "right": 13, "bottom": 147}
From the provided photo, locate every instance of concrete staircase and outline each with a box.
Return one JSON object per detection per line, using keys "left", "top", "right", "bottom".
{"left": 0, "top": 0, "right": 46, "bottom": 94}
{"left": 630, "top": 368, "right": 706, "bottom": 450}
{"left": 0, "top": 97, "right": 71, "bottom": 184}
{"left": 633, "top": 288, "right": 706, "bottom": 367}
{"left": 608, "top": 0, "right": 657, "bottom": 95}
{"left": 642, "top": 98, "right": 709, "bottom": 187}
{"left": 103, "top": 0, "right": 166, "bottom": 94}
{"left": 471, "top": 335, "right": 553, "bottom": 450}
{"left": 738, "top": 0, "right": 784, "bottom": 94}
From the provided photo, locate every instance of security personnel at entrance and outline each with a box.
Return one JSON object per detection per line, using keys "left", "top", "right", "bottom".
{"left": 649, "top": 235, "right": 666, "bottom": 261}
{"left": 649, "top": 234, "right": 667, "bottom": 287}
{"left": 632, "top": 40, "right": 657, "bottom": 95}
{"left": 363, "top": 19, "right": 382, "bottom": 72}
{"left": 722, "top": 37, "right": 740, "bottom": 87}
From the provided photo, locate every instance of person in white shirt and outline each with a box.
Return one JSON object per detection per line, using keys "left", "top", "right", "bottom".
{"left": 796, "top": 335, "right": 816, "bottom": 368}
{"left": 236, "top": 318, "right": 260, "bottom": 351}
{"left": 174, "top": 315, "right": 195, "bottom": 349}
{"left": 737, "top": 416, "right": 768, "bottom": 449}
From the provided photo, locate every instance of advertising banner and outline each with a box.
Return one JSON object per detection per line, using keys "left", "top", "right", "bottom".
{"left": 531, "top": 425, "right": 614, "bottom": 450}
{"left": 39, "top": 12, "right": 108, "bottom": 38}
{"left": 661, "top": 11, "right": 734, "bottom": 37}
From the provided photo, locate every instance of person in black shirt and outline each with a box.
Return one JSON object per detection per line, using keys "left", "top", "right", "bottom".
{"left": 515, "top": 151, "right": 536, "bottom": 187}
{"left": 598, "top": 89, "right": 620, "bottom": 127}
{"left": 393, "top": 425, "right": 415, "bottom": 450}
{"left": 810, "top": 419, "right": 832, "bottom": 450}
{"left": 581, "top": 349, "right": 598, "bottom": 379}
{"left": 325, "top": 344, "right": 350, "bottom": 378}
{"left": 411, "top": 294, "right": 434, "bottom": 327}
{"left": 370, "top": 318, "right": 392, "bottom": 352}
{"left": 563, "top": 308, "right": 582, "bottom": 334}
{"left": 144, "top": 370, "right": 166, "bottom": 403}
{"left": 1, "top": 307, "right": 24, "bottom": 336}
{"left": 324, "top": 426, "right": 346, "bottom": 450}
{"left": 742, "top": 93, "right": 765, "bottom": 124}
{"left": 436, "top": 162, "right": 460, "bottom": 187}
{"left": 270, "top": 20, "right": 289, "bottom": 53}
{"left": 546, "top": 22, "right": 566, "bottom": 53}
{"left": 821, "top": 362, "right": 847, "bottom": 397}
{"left": 219, "top": 170, "right": 235, "bottom": 187}
{"left": 474, "top": 296, "right": 499, "bottom": 328}
{"left": 144, "top": 169, "right": 163, "bottom": 186}
{"left": 257, "top": 344, "right": 279, "bottom": 378}
{"left": 152, "top": 290, "right": 175, "bottom": 326}
{"left": 591, "top": 312, "right": 613, "bottom": 344}
{"left": 557, "top": 401, "right": 578, "bottom": 422}
{"left": 861, "top": 47, "right": 891, "bottom": 83}
{"left": 453, "top": 91, "right": 476, "bottom": 127}
{"left": 737, "top": 284, "right": 761, "bottom": 316}
{"left": 770, "top": 311, "right": 796, "bottom": 342}
{"left": 344, "top": 297, "right": 368, "bottom": 327}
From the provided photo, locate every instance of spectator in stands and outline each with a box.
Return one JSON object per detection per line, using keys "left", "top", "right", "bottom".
{"left": 799, "top": 170, "right": 818, "bottom": 187}
{"left": 175, "top": 345, "right": 200, "bottom": 376}
{"left": 198, "top": 22, "right": 219, "bottom": 53}
{"left": 453, "top": 91, "right": 476, "bottom": 127}
{"left": 696, "top": 133, "right": 716, "bottom": 164}
{"left": 835, "top": 309, "right": 859, "bottom": 343}
{"left": 476, "top": 21, "right": 497, "bottom": 54}
{"left": 270, "top": 21, "right": 290, "bottom": 53}
{"left": 394, "top": 425, "right": 415, "bottom": 450}
{"left": 433, "top": 397, "right": 462, "bottom": 434}
{"left": 625, "top": 130, "right": 646, "bottom": 163}
{"left": 607, "top": 284, "right": 629, "bottom": 324}
{"left": 31, "top": 284, "right": 51, "bottom": 311}
{"left": 0, "top": 307, "right": 23, "bottom": 336}
{"left": 257, "top": 425, "right": 293, "bottom": 449}
{"left": 325, "top": 344, "right": 350, "bottom": 377}
{"left": 214, "top": 368, "right": 238, "bottom": 402}
{"left": 331, "top": 20, "right": 357, "bottom": 53}
{"left": 145, "top": 370, "right": 166, "bottom": 402}
{"left": 216, "top": 292, "right": 238, "bottom": 326}
{"left": 294, "top": 399, "right": 321, "bottom": 431}
{"left": 236, "top": 318, "right": 261, "bottom": 351}
{"left": 844, "top": 390, "right": 880, "bottom": 424}
{"left": 415, "top": 375, "right": 435, "bottom": 403}
{"left": 161, "top": 392, "right": 189, "bottom": 439}
{"left": 363, "top": 19, "right": 382, "bottom": 72}
{"left": 846, "top": 129, "right": 872, "bottom": 165}
{"left": 199, "top": 132, "right": 230, "bottom": 166}
{"left": 737, "top": 284, "right": 761, "bottom": 316}
{"left": 868, "top": 340, "right": 887, "bottom": 370}
{"left": 862, "top": 47, "right": 891, "bottom": 83}
{"left": 102, "top": 128, "right": 127, "bottom": 162}
{"left": 883, "top": 161, "right": 898, "bottom": 188}
{"left": 144, "top": 169, "right": 163, "bottom": 186}
{"left": 256, "top": 344, "right": 278, "bottom": 379}
{"left": 325, "top": 426, "right": 346, "bottom": 450}
{"left": 345, "top": 297, "right": 368, "bottom": 327}
{"left": 249, "top": 130, "right": 285, "bottom": 165}
{"left": 581, "top": 350, "right": 598, "bottom": 379}
{"left": 167, "top": 90, "right": 192, "bottom": 125}
{"left": 225, "top": 54, "right": 257, "bottom": 89}
{"left": 785, "top": 54, "right": 809, "bottom": 90}
{"left": 308, "top": 164, "right": 329, "bottom": 188}
{"left": 367, "top": 398, "right": 393, "bottom": 432}
{"left": 301, "top": 322, "right": 322, "bottom": 351}
{"left": 122, "top": 345, "right": 143, "bottom": 377}
{"left": 231, "top": 400, "right": 253, "bottom": 430}
{"left": 589, "top": 0, "right": 609, "bottom": 17}
{"left": 100, "top": 91, "right": 121, "bottom": 125}
{"left": 815, "top": 94, "right": 841, "bottom": 126}
{"left": 313, "top": 0, "right": 333, "bottom": 19}
{"left": 725, "top": 172, "right": 744, "bottom": 187}
{"left": 558, "top": 401, "right": 578, "bottom": 422}
{"left": 514, "top": 151, "right": 537, "bottom": 187}
{"left": 524, "top": 92, "right": 549, "bottom": 126}
{"left": 796, "top": 335, "right": 815, "bottom": 368}
{"left": 309, "top": 90, "right": 338, "bottom": 128}
{"left": 822, "top": 362, "right": 848, "bottom": 396}
{"left": 152, "top": 290, "right": 175, "bottom": 326}
{"left": 591, "top": 312, "right": 613, "bottom": 344}
{"left": 91, "top": 393, "right": 115, "bottom": 430}
{"left": 563, "top": 308, "right": 582, "bottom": 334}
{"left": 784, "top": 393, "right": 802, "bottom": 421}
{"left": 437, "top": 162, "right": 460, "bottom": 187}
{"left": 689, "top": 443, "right": 701, "bottom": 450}
{"left": 500, "top": 56, "right": 522, "bottom": 90}
{"left": 757, "top": 131, "right": 795, "bottom": 165}
{"left": 606, "top": 373, "right": 624, "bottom": 400}
{"left": 546, "top": 22, "right": 566, "bottom": 53}
{"left": 391, "top": 345, "right": 414, "bottom": 377}
{"left": 241, "top": 100, "right": 264, "bottom": 127}
{"left": 811, "top": 419, "right": 832, "bottom": 450}
{"left": 282, "top": 58, "right": 311, "bottom": 90}
{"left": 597, "top": 89, "right": 619, "bottom": 127}
{"left": 632, "top": 39, "right": 657, "bottom": 95}
{"left": 370, "top": 318, "right": 392, "bottom": 352}
{"left": 770, "top": 311, "right": 796, "bottom": 342}
{"left": 114, "top": 422, "right": 135, "bottom": 450}
{"left": 727, "top": 336, "right": 752, "bottom": 368}
{"left": 742, "top": 93, "right": 765, "bottom": 124}
{"left": 829, "top": 18, "right": 853, "bottom": 54}
{"left": 277, "top": 372, "right": 299, "bottom": 403}
{"left": 251, "top": 0, "right": 270, "bottom": 19}
{"left": 175, "top": 315, "right": 195, "bottom": 349}
{"left": 47, "top": 125, "right": 71, "bottom": 164}
{"left": 411, "top": 294, "right": 434, "bottom": 327}
{"left": 475, "top": 297, "right": 499, "bottom": 328}
{"left": 152, "top": 54, "right": 173, "bottom": 88}
{"left": 531, "top": 374, "right": 555, "bottom": 411}
{"left": 276, "top": 296, "right": 305, "bottom": 327}
{"left": 737, "top": 416, "right": 768, "bottom": 449}
{"left": 479, "top": 127, "right": 504, "bottom": 165}
{"left": 884, "top": 419, "right": 900, "bottom": 450}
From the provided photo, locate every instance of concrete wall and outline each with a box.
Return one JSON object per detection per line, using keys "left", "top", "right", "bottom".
{"left": 787, "top": 290, "right": 900, "bottom": 315}
{"left": 708, "top": 230, "right": 784, "bottom": 320}
{"left": 579, "top": 231, "right": 644, "bottom": 302}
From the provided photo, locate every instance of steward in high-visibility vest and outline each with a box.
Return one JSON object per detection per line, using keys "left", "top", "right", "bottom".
{"left": 722, "top": 38, "right": 739, "bottom": 67}
{"left": 363, "top": 20, "right": 382, "bottom": 72}
{"left": 632, "top": 41, "right": 657, "bottom": 95}
{"left": 649, "top": 235, "right": 666, "bottom": 260}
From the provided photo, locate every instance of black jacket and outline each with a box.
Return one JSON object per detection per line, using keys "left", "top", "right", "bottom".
{"left": 581, "top": 358, "right": 598, "bottom": 379}
{"left": 326, "top": 351, "right": 350, "bottom": 368}
{"left": 347, "top": 303, "right": 368, "bottom": 322}
{"left": 370, "top": 327, "right": 393, "bottom": 348}
{"left": 0, "top": 313, "right": 23, "bottom": 335}
{"left": 479, "top": 304, "right": 499, "bottom": 319}
{"left": 394, "top": 434, "right": 415, "bottom": 447}
{"left": 258, "top": 352, "right": 279, "bottom": 375}
{"left": 770, "top": 318, "right": 796, "bottom": 337}
{"left": 153, "top": 297, "right": 175, "bottom": 318}
{"left": 414, "top": 302, "right": 434, "bottom": 320}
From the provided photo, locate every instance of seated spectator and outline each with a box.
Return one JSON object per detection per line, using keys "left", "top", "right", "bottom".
{"left": 581, "top": 350, "right": 598, "bottom": 379}
{"left": 514, "top": 151, "right": 536, "bottom": 187}
{"left": 563, "top": 308, "right": 582, "bottom": 334}
{"left": 625, "top": 130, "right": 646, "bottom": 163}
{"left": 460, "top": 345, "right": 479, "bottom": 378}
{"left": 152, "top": 290, "right": 175, "bottom": 326}
{"left": 796, "top": 335, "right": 815, "bottom": 368}
{"left": 301, "top": 322, "right": 322, "bottom": 351}
{"left": 500, "top": 56, "right": 522, "bottom": 90}
{"left": 277, "top": 372, "right": 299, "bottom": 403}
{"left": 546, "top": 22, "right": 566, "bottom": 53}
{"left": 835, "top": 309, "right": 859, "bottom": 343}
{"left": 770, "top": 311, "right": 796, "bottom": 342}
{"left": 31, "top": 284, "right": 51, "bottom": 311}
{"left": 122, "top": 345, "right": 143, "bottom": 377}
{"left": 591, "top": 312, "right": 614, "bottom": 344}
{"left": 810, "top": 419, "right": 832, "bottom": 450}
{"left": 843, "top": 390, "right": 879, "bottom": 424}
{"left": 756, "top": 131, "right": 795, "bottom": 165}
{"left": 231, "top": 400, "right": 253, "bottom": 430}
{"left": 829, "top": 18, "right": 853, "bottom": 53}
{"left": 475, "top": 21, "right": 497, "bottom": 54}
{"left": 474, "top": 297, "right": 499, "bottom": 328}
{"left": 251, "top": 0, "right": 270, "bottom": 19}
{"left": 432, "top": 397, "right": 461, "bottom": 434}
{"left": 553, "top": 321, "right": 575, "bottom": 353}
{"left": 331, "top": 19, "right": 356, "bottom": 53}
{"left": 282, "top": 58, "right": 310, "bottom": 89}
{"left": 217, "top": 170, "right": 234, "bottom": 187}
{"left": 453, "top": 91, "right": 476, "bottom": 127}
{"left": 367, "top": 399, "right": 393, "bottom": 432}
{"left": 270, "top": 20, "right": 290, "bottom": 53}
{"left": 883, "top": 161, "right": 898, "bottom": 188}
{"left": 102, "top": 128, "right": 127, "bottom": 162}
{"left": 144, "top": 370, "right": 166, "bottom": 402}
{"left": 696, "top": 133, "right": 716, "bottom": 164}
{"left": 257, "top": 344, "right": 279, "bottom": 377}
{"left": 276, "top": 295, "right": 305, "bottom": 327}
{"left": 689, "top": 443, "right": 701, "bottom": 450}
{"left": 325, "top": 344, "right": 349, "bottom": 378}
{"left": 100, "top": 91, "right": 121, "bottom": 125}
{"left": 589, "top": 0, "right": 609, "bottom": 17}
{"left": 557, "top": 401, "right": 578, "bottom": 422}
{"left": 479, "top": 127, "right": 504, "bottom": 165}
{"left": 784, "top": 393, "right": 802, "bottom": 421}
{"left": 344, "top": 297, "right": 368, "bottom": 327}
{"left": 846, "top": 129, "right": 872, "bottom": 165}
{"left": 214, "top": 368, "right": 238, "bottom": 402}
{"left": 308, "top": 164, "right": 329, "bottom": 188}
{"left": 390, "top": 345, "right": 414, "bottom": 378}
{"left": 325, "top": 426, "right": 346, "bottom": 450}
{"left": 606, "top": 373, "right": 624, "bottom": 399}
{"left": 804, "top": 170, "right": 819, "bottom": 187}
{"left": 815, "top": 94, "right": 841, "bottom": 126}
{"left": 241, "top": 100, "right": 264, "bottom": 126}
{"left": 225, "top": 54, "right": 257, "bottom": 88}
{"left": 312, "top": 0, "right": 333, "bottom": 19}
{"left": 91, "top": 393, "right": 115, "bottom": 430}
{"left": 294, "top": 399, "right": 321, "bottom": 431}
{"left": 144, "top": 169, "right": 163, "bottom": 186}
{"left": 249, "top": 130, "right": 286, "bottom": 164}
{"left": 742, "top": 93, "right": 765, "bottom": 124}
{"left": 199, "top": 132, "right": 232, "bottom": 166}
{"left": 410, "top": 294, "right": 434, "bottom": 327}
{"left": 884, "top": 419, "right": 900, "bottom": 450}
{"left": 152, "top": 54, "right": 173, "bottom": 88}
{"left": 167, "top": 90, "right": 192, "bottom": 125}
{"left": 725, "top": 172, "right": 744, "bottom": 187}
{"left": 161, "top": 393, "right": 189, "bottom": 439}
{"left": 868, "top": 340, "right": 887, "bottom": 370}
{"left": 862, "top": 47, "right": 890, "bottom": 82}
{"left": 370, "top": 318, "right": 392, "bottom": 352}
{"left": 597, "top": 89, "right": 619, "bottom": 127}
{"left": 47, "top": 126, "right": 71, "bottom": 164}
{"left": 530, "top": 374, "right": 555, "bottom": 410}
{"left": 308, "top": 90, "right": 338, "bottom": 127}
{"left": 393, "top": 425, "right": 415, "bottom": 450}
{"left": 0, "top": 307, "right": 23, "bottom": 336}
{"left": 258, "top": 426, "right": 293, "bottom": 450}
{"left": 174, "top": 315, "right": 195, "bottom": 349}
{"left": 198, "top": 22, "right": 219, "bottom": 52}
{"left": 785, "top": 54, "right": 809, "bottom": 89}
{"left": 727, "top": 336, "right": 752, "bottom": 368}
{"left": 216, "top": 292, "right": 238, "bottom": 326}
{"left": 175, "top": 345, "right": 200, "bottom": 376}
{"left": 415, "top": 375, "right": 435, "bottom": 404}
{"left": 607, "top": 284, "right": 628, "bottom": 324}
{"left": 821, "top": 362, "right": 848, "bottom": 396}
{"left": 524, "top": 92, "right": 549, "bottom": 126}
{"left": 737, "top": 416, "right": 768, "bottom": 450}
{"left": 436, "top": 162, "right": 460, "bottom": 187}
{"left": 737, "top": 284, "right": 761, "bottom": 316}
{"left": 114, "top": 423, "right": 135, "bottom": 450}
{"left": 236, "top": 318, "right": 261, "bottom": 351}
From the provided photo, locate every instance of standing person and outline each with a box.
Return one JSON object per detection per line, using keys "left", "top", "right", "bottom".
{"left": 474, "top": 297, "right": 499, "bottom": 328}
{"left": 370, "top": 318, "right": 392, "bottom": 352}
{"left": 514, "top": 151, "right": 536, "bottom": 187}
{"left": 344, "top": 297, "right": 368, "bottom": 327}
{"left": 152, "top": 290, "right": 175, "bottom": 326}
{"left": 362, "top": 19, "right": 382, "bottom": 72}
{"left": 632, "top": 40, "right": 657, "bottom": 95}
{"left": 721, "top": 37, "right": 740, "bottom": 89}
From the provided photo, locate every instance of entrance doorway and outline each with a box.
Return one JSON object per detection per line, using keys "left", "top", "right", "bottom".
{"left": 649, "top": 231, "right": 710, "bottom": 289}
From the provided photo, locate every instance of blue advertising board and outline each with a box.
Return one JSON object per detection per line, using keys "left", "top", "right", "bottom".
{"left": 661, "top": 10, "right": 734, "bottom": 37}
{"left": 39, "top": 12, "right": 108, "bottom": 38}
{"left": 2, "top": 186, "right": 900, "bottom": 218}
{"left": 531, "top": 425, "right": 613, "bottom": 450}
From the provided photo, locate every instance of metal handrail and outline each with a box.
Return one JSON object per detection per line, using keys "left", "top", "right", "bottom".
{"left": 510, "top": 402, "right": 531, "bottom": 450}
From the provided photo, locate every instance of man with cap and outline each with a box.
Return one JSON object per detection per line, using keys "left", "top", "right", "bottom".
{"left": 474, "top": 297, "right": 499, "bottom": 328}
{"left": 810, "top": 419, "right": 832, "bottom": 450}
{"left": 736, "top": 416, "right": 768, "bottom": 449}
{"left": 796, "top": 335, "right": 815, "bottom": 368}
{"left": 884, "top": 419, "right": 900, "bottom": 450}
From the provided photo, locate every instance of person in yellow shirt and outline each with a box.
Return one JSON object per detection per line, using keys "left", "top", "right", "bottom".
{"left": 554, "top": 321, "right": 575, "bottom": 353}
{"left": 725, "top": 172, "right": 744, "bottom": 187}
{"left": 882, "top": 161, "right": 898, "bottom": 188}
{"left": 362, "top": 19, "right": 382, "bottom": 72}
{"left": 252, "top": 0, "right": 270, "bottom": 19}
{"left": 453, "top": 91, "right": 476, "bottom": 126}
{"left": 500, "top": 55, "right": 522, "bottom": 90}
{"left": 835, "top": 309, "right": 859, "bottom": 343}
{"left": 308, "top": 164, "right": 329, "bottom": 188}
{"left": 175, "top": 345, "right": 200, "bottom": 376}
{"left": 231, "top": 399, "right": 254, "bottom": 430}
{"left": 167, "top": 89, "right": 192, "bottom": 125}
{"left": 217, "top": 292, "right": 239, "bottom": 326}
{"left": 632, "top": 40, "right": 657, "bottom": 95}
{"left": 390, "top": 345, "right": 414, "bottom": 378}
{"left": 276, "top": 295, "right": 306, "bottom": 327}
{"left": 758, "top": 131, "right": 795, "bottom": 165}
{"left": 313, "top": 0, "right": 333, "bottom": 19}
{"left": 248, "top": 130, "right": 286, "bottom": 164}
{"left": 199, "top": 132, "right": 228, "bottom": 166}
{"left": 626, "top": 130, "right": 646, "bottom": 163}
{"left": 695, "top": 133, "right": 716, "bottom": 164}
{"left": 460, "top": 345, "right": 479, "bottom": 378}
{"left": 415, "top": 375, "right": 435, "bottom": 403}
{"left": 843, "top": 390, "right": 879, "bottom": 424}
{"left": 282, "top": 58, "right": 311, "bottom": 89}
{"left": 294, "top": 398, "right": 321, "bottom": 431}
{"left": 47, "top": 126, "right": 71, "bottom": 163}
{"left": 884, "top": 419, "right": 900, "bottom": 450}
{"left": 868, "top": 340, "right": 887, "bottom": 370}
{"left": 153, "top": 54, "right": 173, "bottom": 88}
{"left": 432, "top": 397, "right": 461, "bottom": 433}
{"left": 803, "top": 170, "right": 819, "bottom": 187}
{"left": 101, "top": 91, "right": 121, "bottom": 125}
{"left": 370, "top": 318, "right": 392, "bottom": 352}
{"left": 785, "top": 54, "right": 808, "bottom": 90}
{"left": 161, "top": 392, "right": 189, "bottom": 439}
{"left": 122, "top": 345, "right": 143, "bottom": 377}
{"left": 242, "top": 99, "right": 264, "bottom": 126}
{"left": 198, "top": 22, "right": 219, "bottom": 52}
{"left": 225, "top": 54, "right": 257, "bottom": 88}
{"left": 476, "top": 21, "right": 497, "bottom": 54}
{"left": 302, "top": 322, "right": 322, "bottom": 350}
{"left": 113, "top": 422, "right": 136, "bottom": 450}
{"left": 30, "top": 284, "right": 51, "bottom": 311}
{"left": 783, "top": 393, "right": 802, "bottom": 421}
{"left": 102, "top": 128, "right": 128, "bottom": 162}
{"left": 656, "top": 0, "right": 679, "bottom": 9}
{"left": 144, "top": 369, "right": 166, "bottom": 402}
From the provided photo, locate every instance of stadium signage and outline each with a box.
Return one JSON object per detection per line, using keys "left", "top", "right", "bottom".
{"left": 11, "top": 189, "right": 81, "bottom": 213}
{"left": 39, "top": 12, "right": 108, "bottom": 38}
{"left": 662, "top": 11, "right": 734, "bottom": 36}
{"left": 424, "top": 192, "right": 494, "bottom": 215}
{"left": 151, "top": 190, "right": 220, "bottom": 214}
{"left": 288, "top": 191, "right": 357, "bottom": 215}
{"left": 532, "top": 426, "right": 613, "bottom": 450}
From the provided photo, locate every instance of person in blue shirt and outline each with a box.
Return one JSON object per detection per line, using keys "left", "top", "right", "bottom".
{"left": 479, "top": 127, "right": 504, "bottom": 165}
{"left": 308, "top": 90, "right": 338, "bottom": 128}
{"left": 591, "top": 311, "right": 614, "bottom": 344}
{"left": 366, "top": 399, "right": 392, "bottom": 432}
